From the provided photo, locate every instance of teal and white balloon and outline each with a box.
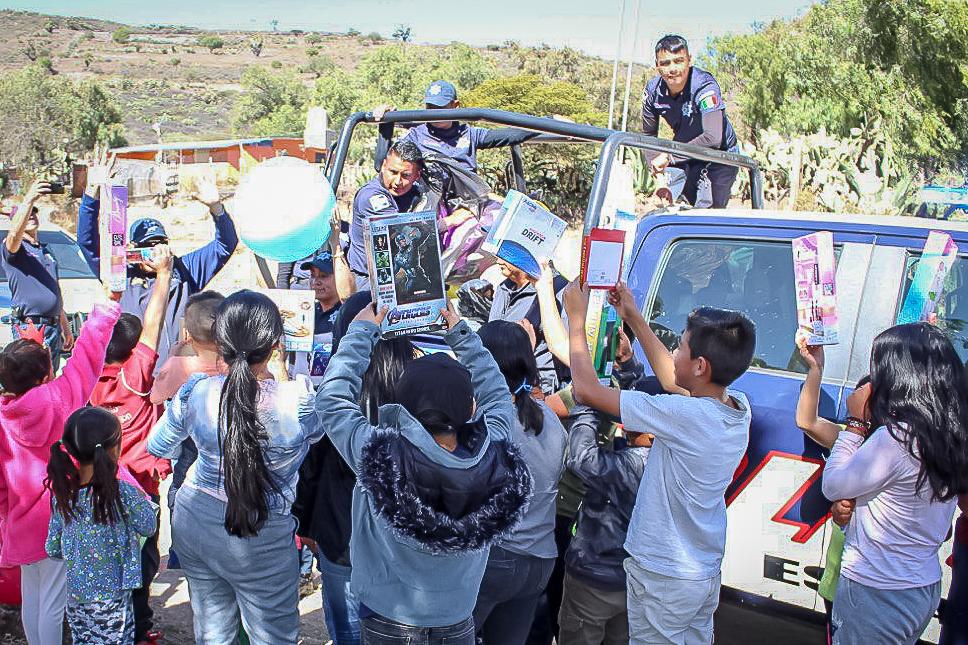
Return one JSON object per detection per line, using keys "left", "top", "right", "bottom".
{"left": 233, "top": 156, "right": 335, "bottom": 262}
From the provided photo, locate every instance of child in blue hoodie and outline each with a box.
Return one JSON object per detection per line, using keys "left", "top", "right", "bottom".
{"left": 316, "top": 301, "right": 532, "bottom": 644}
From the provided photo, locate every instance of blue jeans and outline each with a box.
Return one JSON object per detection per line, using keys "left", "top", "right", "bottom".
{"left": 473, "top": 546, "right": 555, "bottom": 645}
{"left": 831, "top": 575, "right": 940, "bottom": 645}
{"left": 172, "top": 486, "right": 300, "bottom": 645}
{"left": 12, "top": 320, "right": 62, "bottom": 372}
{"left": 318, "top": 553, "right": 360, "bottom": 645}
{"left": 360, "top": 614, "right": 474, "bottom": 645}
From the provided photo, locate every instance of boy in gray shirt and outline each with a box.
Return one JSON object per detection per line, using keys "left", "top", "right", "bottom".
{"left": 562, "top": 282, "right": 755, "bottom": 644}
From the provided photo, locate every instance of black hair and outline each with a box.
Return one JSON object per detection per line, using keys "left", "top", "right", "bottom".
{"left": 477, "top": 321, "right": 544, "bottom": 435}
{"left": 184, "top": 291, "right": 225, "bottom": 345}
{"left": 45, "top": 407, "right": 124, "bottom": 525}
{"left": 106, "top": 313, "right": 143, "bottom": 364}
{"left": 684, "top": 307, "right": 756, "bottom": 386}
{"left": 388, "top": 138, "right": 425, "bottom": 169}
{"left": 0, "top": 339, "right": 50, "bottom": 395}
{"left": 362, "top": 339, "right": 419, "bottom": 422}
{"left": 214, "top": 290, "right": 284, "bottom": 537}
{"left": 330, "top": 291, "right": 418, "bottom": 421}
{"left": 655, "top": 34, "right": 689, "bottom": 57}
{"left": 868, "top": 323, "right": 968, "bottom": 502}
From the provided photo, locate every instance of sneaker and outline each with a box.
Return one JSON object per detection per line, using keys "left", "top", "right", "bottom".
{"left": 136, "top": 629, "right": 164, "bottom": 645}
{"left": 298, "top": 573, "right": 319, "bottom": 599}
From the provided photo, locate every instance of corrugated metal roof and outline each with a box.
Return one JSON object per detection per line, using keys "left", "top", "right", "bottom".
{"left": 110, "top": 138, "right": 275, "bottom": 154}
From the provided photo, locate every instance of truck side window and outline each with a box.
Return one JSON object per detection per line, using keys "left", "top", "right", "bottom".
{"left": 648, "top": 239, "right": 816, "bottom": 374}
{"left": 898, "top": 254, "right": 968, "bottom": 363}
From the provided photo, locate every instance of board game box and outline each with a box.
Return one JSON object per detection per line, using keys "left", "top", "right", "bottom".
{"left": 482, "top": 190, "right": 567, "bottom": 278}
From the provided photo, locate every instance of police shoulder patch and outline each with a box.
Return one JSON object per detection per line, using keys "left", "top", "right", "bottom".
{"left": 697, "top": 89, "right": 721, "bottom": 112}
{"left": 369, "top": 194, "right": 392, "bottom": 211}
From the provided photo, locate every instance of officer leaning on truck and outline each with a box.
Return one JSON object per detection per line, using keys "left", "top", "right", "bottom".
{"left": 642, "top": 34, "right": 739, "bottom": 209}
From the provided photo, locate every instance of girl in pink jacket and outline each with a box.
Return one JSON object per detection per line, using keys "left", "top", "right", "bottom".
{"left": 0, "top": 301, "right": 121, "bottom": 645}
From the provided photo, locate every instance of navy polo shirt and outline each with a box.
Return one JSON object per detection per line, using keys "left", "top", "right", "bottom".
{"left": 402, "top": 123, "right": 489, "bottom": 173}
{"left": 0, "top": 238, "right": 62, "bottom": 318}
{"left": 349, "top": 175, "right": 423, "bottom": 276}
{"left": 641, "top": 66, "right": 737, "bottom": 154}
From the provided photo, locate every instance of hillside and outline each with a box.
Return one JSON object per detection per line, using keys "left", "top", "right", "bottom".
{"left": 0, "top": 10, "right": 531, "bottom": 143}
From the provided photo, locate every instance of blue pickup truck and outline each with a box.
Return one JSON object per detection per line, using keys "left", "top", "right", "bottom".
{"left": 328, "top": 108, "right": 959, "bottom": 641}
{"left": 624, "top": 208, "right": 968, "bottom": 643}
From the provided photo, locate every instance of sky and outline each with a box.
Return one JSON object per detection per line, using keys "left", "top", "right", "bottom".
{"left": 2, "top": 0, "right": 815, "bottom": 61}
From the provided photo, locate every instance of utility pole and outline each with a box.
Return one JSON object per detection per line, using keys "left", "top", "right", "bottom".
{"left": 607, "top": 0, "right": 627, "bottom": 130}
{"left": 620, "top": 0, "right": 642, "bottom": 132}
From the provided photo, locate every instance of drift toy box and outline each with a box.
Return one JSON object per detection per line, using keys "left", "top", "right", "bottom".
{"left": 366, "top": 210, "right": 448, "bottom": 338}
{"left": 482, "top": 190, "right": 567, "bottom": 278}
{"left": 792, "top": 231, "right": 839, "bottom": 345}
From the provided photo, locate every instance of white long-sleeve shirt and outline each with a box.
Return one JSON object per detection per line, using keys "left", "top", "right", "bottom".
{"left": 822, "top": 427, "right": 956, "bottom": 589}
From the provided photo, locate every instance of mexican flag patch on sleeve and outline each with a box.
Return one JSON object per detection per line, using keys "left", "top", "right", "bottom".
{"left": 697, "top": 91, "right": 720, "bottom": 111}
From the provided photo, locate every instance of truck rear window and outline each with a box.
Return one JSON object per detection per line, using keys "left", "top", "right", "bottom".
{"left": 647, "top": 239, "right": 828, "bottom": 374}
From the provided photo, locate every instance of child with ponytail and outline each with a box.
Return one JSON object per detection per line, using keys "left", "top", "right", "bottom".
{"left": 473, "top": 320, "right": 568, "bottom": 644}
{"left": 148, "top": 290, "right": 323, "bottom": 645}
{"left": 45, "top": 407, "right": 158, "bottom": 645}
{"left": 0, "top": 297, "right": 120, "bottom": 645}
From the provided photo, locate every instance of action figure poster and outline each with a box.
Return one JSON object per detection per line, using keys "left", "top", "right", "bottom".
{"left": 366, "top": 210, "right": 448, "bottom": 338}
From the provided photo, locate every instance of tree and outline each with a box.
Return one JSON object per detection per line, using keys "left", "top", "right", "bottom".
{"left": 347, "top": 27, "right": 360, "bottom": 37}
{"left": 112, "top": 26, "right": 132, "bottom": 44}
{"left": 43, "top": 19, "right": 55, "bottom": 34}
{"left": 303, "top": 54, "right": 336, "bottom": 79}
{"left": 197, "top": 35, "right": 224, "bottom": 52}
{"left": 706, "top": 0, "right": 968, "bottom": 174}
{"left": 270, "top": 19, "right": 279, "bottom": 32}
{"left": 305, "top": 33, "right": 321, "bottom": 45}
{"left": 231, "top": 65, "right": 308, "bottom": 135}
{"left": 392, "top": 25, "right": 412, "bottom": 44}
{"left": 464, "top": 74, "right": 607, "bottom": 221}
{"left": 249, "top": 38, "right": 263, "bottom": 57}
{"left": 0, "top": 64, "right": 126, "bottom": 167}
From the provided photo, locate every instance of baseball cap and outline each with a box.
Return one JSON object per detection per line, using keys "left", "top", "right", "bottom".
{"left": 424, "top": 80, "right": 458, "bottom": 107}
{"left": 300, "top": 251, "right": 334, "bottom": 274}
{"left": 129, "top": 218, "right": 169, "bottom": 246}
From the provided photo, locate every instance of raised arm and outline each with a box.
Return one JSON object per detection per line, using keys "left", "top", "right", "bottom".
{"left": 477, "top": 127, "right": 540, "bottom": 149}
{"left": 178, "top": 178, "right": 239, "bottom": 291}
{"left": 794, "top": 337, "right": 840, "bottom": 449}
{"left": 47, "top": 301, "right": 121, "bottom": 411}
{"left": 138, "top": 246, "right": 174, "bottom": 353}
{"left": 563, "top": 281, "right": 622, "bottom": 417}
{"left": 6, "top": 180, "right": 51, "bottom": 254}
{"left": 610, "top": 282, "right": 687, "bottom": 395}
{"left": 330, "top": 217, "right": 357, "bottom": 302}
{"left": 821, "top": 384, "right": 893, "bottom": 500}
{"left": 315, "top": 310, "right": 383, "bottom": 473}
{"left": 536, "top": 263, "right": 569, "bottom": 366}
{"left": 76, "top": 149, "right": 119, "bottom": 274}
{"left": 566, "top": 406, "right": 621, "bottom": 483}
{"left": 444, "top": 308, "right": 516, "bottom": 441}
{"left": 76, "top": 193, "right": 101, "bottom": 275}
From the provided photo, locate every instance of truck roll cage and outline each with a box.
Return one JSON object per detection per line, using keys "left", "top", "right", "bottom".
{"left": 326, "top": 108, "right": 764, "bottom": 236}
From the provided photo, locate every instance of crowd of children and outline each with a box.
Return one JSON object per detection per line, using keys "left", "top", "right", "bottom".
{"left": 3, "top": 163, "right": 968, "bottom": 645}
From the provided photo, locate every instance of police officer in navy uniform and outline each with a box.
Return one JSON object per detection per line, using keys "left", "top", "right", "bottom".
{"left": 374, "top": 80, "right": 538, "bottom": 174}
{"left": 642, "top": 34, "right": 739, "bottom": 209}
{"left": 349, "top": 138, "right": 426, "bottom": 289}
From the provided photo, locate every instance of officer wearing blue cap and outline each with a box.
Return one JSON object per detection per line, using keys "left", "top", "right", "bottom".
{"left": 641, "top": 35, "right": 739, "bottom": 208}
{"left": 77, "top": 159, "right": 239, "bottom": 373}
{"left": 374, "top": 80, "right": 539, "bottom": 174}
